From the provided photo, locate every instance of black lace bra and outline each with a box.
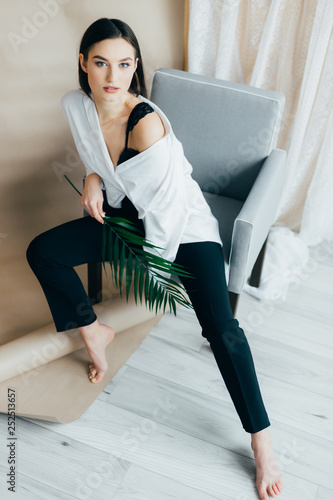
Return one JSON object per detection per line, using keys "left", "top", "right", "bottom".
{"left": 117, "top": 101, "right": 155, "bottom": 166}
{"left": 108, "top": 101, "right": 155, "bottom": 224}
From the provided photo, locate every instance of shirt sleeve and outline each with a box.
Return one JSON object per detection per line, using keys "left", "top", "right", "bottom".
{"left": 60, "top": 90, "right": 105, "bottom": 190}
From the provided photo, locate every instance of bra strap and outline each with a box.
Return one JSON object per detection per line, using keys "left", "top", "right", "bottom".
{"left": 125, "top": 102, "right": 155, "bottom": 149}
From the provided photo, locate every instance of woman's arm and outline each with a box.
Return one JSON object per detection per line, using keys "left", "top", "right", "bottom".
{"left": 81, "top": 173, "right": 105, "bottom": 224}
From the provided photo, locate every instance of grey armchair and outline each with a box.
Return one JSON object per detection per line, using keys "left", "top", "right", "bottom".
{"left": 87, "top": 68, "right": 287, "bottom": 317}
{"left": 150, "top": 68, "right": 286, "bottom": 316}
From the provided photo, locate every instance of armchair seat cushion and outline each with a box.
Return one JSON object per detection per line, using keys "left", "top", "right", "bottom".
{"left": 202, "top": 192, "right": 243, "bottom": 261}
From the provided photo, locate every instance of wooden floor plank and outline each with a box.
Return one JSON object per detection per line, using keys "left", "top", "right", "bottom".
{"left": 0, "top": 241, "right": 331, "bottom": 499}
{"left": 0, "top": 414, "right": 130, "bottom": 500}
{"left": 106, "top": 366, "right": 333, "bottom": 490}
{"left": 21, "top": 401, "right": 318, "bottom": 500}
{"left": 315, "top": 486, "right": 333, "bottom": 500}
{"left": 111, "top": 464, "right": 222, "bottom": 500}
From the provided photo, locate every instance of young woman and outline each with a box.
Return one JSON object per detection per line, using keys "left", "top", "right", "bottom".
{"left": 26, "top": 18, "right": 283, "bottom": 500}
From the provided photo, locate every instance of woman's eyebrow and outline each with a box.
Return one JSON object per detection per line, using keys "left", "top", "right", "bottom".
{"left": 92, "top": 55, "right": 133, "bottom": 62}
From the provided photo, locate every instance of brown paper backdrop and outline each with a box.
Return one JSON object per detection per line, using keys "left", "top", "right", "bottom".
{"left": 0, "top": 0, "right": 185, "bottom": 342}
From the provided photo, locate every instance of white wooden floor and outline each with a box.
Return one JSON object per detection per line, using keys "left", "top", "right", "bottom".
{"left": 0, "top": 242, "right": 332, "bottom": 500}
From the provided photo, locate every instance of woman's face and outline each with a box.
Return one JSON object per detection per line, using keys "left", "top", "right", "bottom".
{"left": 79, "top": 37, "right": 138, "bottom": 103}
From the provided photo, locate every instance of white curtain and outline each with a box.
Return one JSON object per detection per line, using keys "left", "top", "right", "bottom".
{"left": 188, "top": 0, "right": 333, "bottom": 301}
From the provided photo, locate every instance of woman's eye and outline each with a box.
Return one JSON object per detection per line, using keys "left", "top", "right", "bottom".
{"left": 95, "top": 62, "right": 129, "bottom": 68}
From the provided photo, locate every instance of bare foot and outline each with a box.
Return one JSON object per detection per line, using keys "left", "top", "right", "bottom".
{"left": 251, "top": 428, "right": 283, "bottom": 499}
{"left": 79, "top": 320, "right": 115, "bottom": 383}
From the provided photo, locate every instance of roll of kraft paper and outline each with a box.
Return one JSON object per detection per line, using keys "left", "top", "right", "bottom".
{"left": 0, "top": 291, "right": 163, "bottom": 383}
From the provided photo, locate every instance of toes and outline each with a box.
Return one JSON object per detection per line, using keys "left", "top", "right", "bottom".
{"left": 89, "top": 372, "right": 98, "bottom": 383}
{"left": 258, "top": 487, "right": 269, "bottom": 500}
{"left": 88, "top": 366, "right": 97, "bottom": 382}
{"left": 89, "top": 370, "right": 106, "bottom": 383}
{"left": 272, "top": 480, "right": 282, "bottom": 494}
{"left": 274, "top": 480, "right": 283, "bottom": 494}
{"left": 89, "top": 365, "right": 97, "bottom": 376}
{"left": 267, "top": 485, "right": 276, "bottom": 497}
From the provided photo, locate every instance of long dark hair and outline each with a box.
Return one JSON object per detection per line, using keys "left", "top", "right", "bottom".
{"left": 78, "top": 18, "right": 147, "bottom": 99}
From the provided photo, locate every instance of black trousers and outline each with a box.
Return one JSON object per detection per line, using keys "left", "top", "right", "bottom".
{"left": 26, "top": 195, "right": 270, "bottom": 434}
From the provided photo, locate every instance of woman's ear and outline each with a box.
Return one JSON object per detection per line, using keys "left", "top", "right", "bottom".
{"left": 79, "top": 53, "right": 88, "bottom": 73}
{"left": 134, "top": 57, "right": 139, "bottom": 72}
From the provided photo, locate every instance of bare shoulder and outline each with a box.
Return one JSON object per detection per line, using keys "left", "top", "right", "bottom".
{"left": 130, "top": 106, "right": 166, "bottom": 152}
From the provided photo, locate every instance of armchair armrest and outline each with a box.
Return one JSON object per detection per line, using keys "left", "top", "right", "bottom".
{"left": 228, "top": 148, "right": 287, "bottom": 293}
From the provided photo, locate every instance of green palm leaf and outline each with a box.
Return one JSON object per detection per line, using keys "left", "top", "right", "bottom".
{"left": 102, "top": 216, "right": 194, "bottom": 315}
{"left": 65, "top": 175, "right": 194, "bottom": 315}
{"left": 133, "top": 258, "right": 140, "bottom": 304}
{"left": 126, "top": 252, "right": 133, "bottom": 301}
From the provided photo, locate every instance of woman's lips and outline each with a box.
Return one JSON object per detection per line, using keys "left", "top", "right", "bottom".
{"left": 103, "top": 86, "right": 119, "bottom": 93}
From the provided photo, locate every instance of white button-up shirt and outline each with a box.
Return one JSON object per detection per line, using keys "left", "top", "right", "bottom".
{"left": 60, "top": 89, "right": 223, "bottom": 269}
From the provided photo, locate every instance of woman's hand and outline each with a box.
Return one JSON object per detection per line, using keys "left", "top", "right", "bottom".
{"left": 81, "top": 173, "right": 105, "bottom": 224}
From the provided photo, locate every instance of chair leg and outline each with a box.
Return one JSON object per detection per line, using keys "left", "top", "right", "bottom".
{"left": 248, "top": 236, "right": 268, "bottom": 288}
{"left": 88, "top": 262, "right": 103, "bottom": 304}
{"left": 228, "top": 291, "right": 240, "bottom": 317}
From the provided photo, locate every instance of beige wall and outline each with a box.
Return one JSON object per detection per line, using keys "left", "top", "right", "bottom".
{"left": 0, "top": 0, "right": 185, "bottom": 341}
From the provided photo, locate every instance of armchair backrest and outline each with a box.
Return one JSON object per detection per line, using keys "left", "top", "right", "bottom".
{"left": 150, "top": 68, "right": 285, "bottom": 202}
